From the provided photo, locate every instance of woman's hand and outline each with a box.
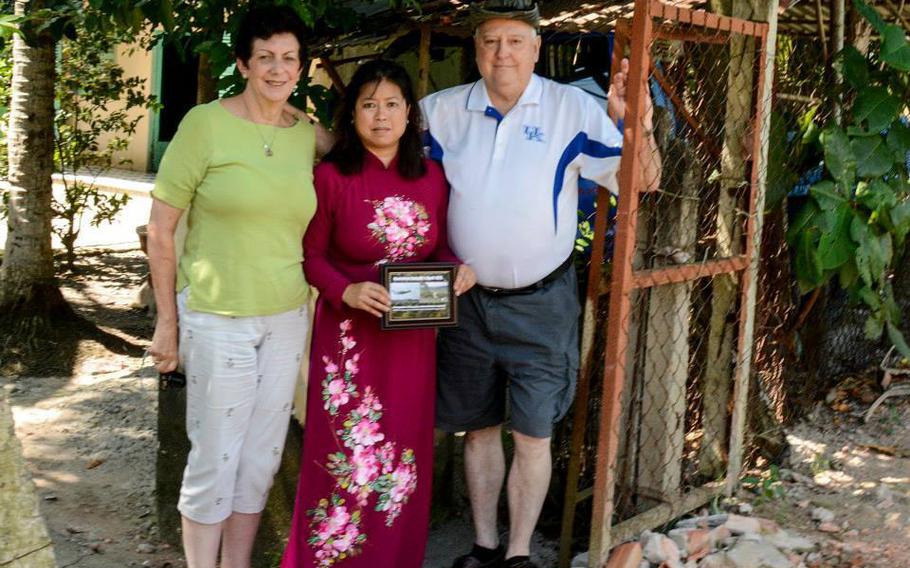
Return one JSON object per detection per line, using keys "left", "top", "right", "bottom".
{"left": 454, "top": 264, "right": 477, "bottom": 296}
{"left": 342, "top": 282, "right": 391, "bottom": 317}
{"left": 149, "top": 320, "right": 179, "bottom": 373}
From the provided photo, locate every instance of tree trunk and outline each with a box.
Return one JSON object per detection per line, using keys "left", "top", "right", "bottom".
{"left": 0, "top": 0, "right": 67, "bottom": 318}
{"left": 196, "top": 52, "right": 218, "bottom": 104}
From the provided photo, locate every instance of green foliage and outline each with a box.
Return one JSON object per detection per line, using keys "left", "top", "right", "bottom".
{"left": 157, "top": 0, "right": 416, "bottom": 121}
{"left": 52, "top": 15, "right": 158, "bottom": 267}
{"left": 741, "top": 464, "right": 785, "bottom": 504}
{"left": 789, "top": 0, "right": 910, "bottom": 356}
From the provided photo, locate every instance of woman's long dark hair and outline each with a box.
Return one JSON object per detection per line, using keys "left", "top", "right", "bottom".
{"left": 324, "top": 60, "right": 427, "bottom": 180}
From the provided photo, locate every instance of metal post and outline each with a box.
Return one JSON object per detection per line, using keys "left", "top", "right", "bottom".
{"left": 557, "top": 27, "right": 629, "bottom": 568}
{"left": 589, "top": 0, "right": 652, "bottom": 564}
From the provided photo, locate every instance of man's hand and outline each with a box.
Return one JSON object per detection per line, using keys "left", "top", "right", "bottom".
{"left": 607, "top": 57, "right": 654, "bottom": 133}
{"left": 608, "top": 57, "right": 662, "bottom": 191}
{"left": 283, "top": 102, "right": 335, "bottom": 158}
{"left": 342, "top": 282, "right": 391, "bottom": 317}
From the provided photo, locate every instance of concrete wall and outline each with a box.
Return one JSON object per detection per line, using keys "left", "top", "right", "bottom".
{"left": 0, "top": 391, "right": 56, "bottom": 567}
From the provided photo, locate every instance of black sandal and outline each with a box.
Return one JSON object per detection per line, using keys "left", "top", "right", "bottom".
{"left": 450, "top": 544, "right": 506, "bottom": 568}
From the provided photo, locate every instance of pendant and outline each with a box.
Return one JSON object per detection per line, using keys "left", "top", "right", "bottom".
{"left": 264, "top": 144, "right": 273, "bottom": 157}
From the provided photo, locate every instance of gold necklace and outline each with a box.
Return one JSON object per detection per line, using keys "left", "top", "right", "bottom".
{"left": 242, "top": 96, "right": 280, "bottom": 157}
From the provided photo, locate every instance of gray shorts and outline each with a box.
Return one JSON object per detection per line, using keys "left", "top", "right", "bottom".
{"left": 436, "top": 267, "right": 580, "bottom": 438}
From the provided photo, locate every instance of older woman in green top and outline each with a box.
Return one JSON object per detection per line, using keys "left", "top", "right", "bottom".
{"left": 146, "top": 5, "right": 328, "bottom": 568}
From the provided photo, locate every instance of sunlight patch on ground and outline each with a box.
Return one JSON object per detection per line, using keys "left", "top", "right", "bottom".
{"left": 881, "top": 476, "right": 909, "bottom": 484}
{"left": 12, "top": 406, "right": 65, "bottom": 426}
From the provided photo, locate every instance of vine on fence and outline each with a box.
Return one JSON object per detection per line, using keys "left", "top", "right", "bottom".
{"left": 788, "top": 0, "right": 910, "bottom": 355}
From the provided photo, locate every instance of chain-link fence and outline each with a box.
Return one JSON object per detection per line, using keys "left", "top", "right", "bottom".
{"left": 558, "top": 3, "right": 772, "bottom": 566}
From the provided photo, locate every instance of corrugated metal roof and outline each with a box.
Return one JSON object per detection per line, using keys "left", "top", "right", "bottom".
{"left": 311, "top": 0, "right": 910, "bottom": 53}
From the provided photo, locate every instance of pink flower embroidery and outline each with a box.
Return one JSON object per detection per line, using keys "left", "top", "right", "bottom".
{"left": 351, "top": 446, "right": 380, "bottom": 487}
{"left": 326, "top": 379, "right": 349, "bottom": 408}
{"left": 320, "top": 322, "right": 360, "bottom": 416}
{"left": 350, "top": 420, "right": 384, "bottom": 447}
{"left": 310, "top": 320, "right": 418, "bottom": 565}
{"left": 307, "top": 497, "right": 366, "bottom": 566}
{"left": 323, "top": 356, "right": 339, "bottom": 374}
{"left": 365, "top": 196, "right": 431, "bottom": 262}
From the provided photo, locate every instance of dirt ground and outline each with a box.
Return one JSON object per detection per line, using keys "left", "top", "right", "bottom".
{"left": 3, "top": 248, "right": 909, "bottom": 568}
{"left": 749, "top": 391, "right": 910, "bottom": 568}
{"left": 3, "top": 249, "right": 185, "bottom": 567}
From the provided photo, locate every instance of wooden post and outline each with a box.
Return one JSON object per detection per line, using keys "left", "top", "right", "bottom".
{"left": 726, "top": 0, "right": 779, "bottom": 497}
{"left": 814, "top": 0, "right": 830, "bottom": 61}
{"left": 637, "top": 124, "right": 699, "bottom": 501}
{"left": 320, "top": 57, "right": 346, "bottom": 94}
{"left": 698, "top": 0, "right": 757, "bottom": 480}
{"left": 417, "top": 23, "right": 432, "bottom": 99}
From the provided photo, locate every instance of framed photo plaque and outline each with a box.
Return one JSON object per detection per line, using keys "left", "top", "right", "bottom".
{"left": 380, "top": 262, "right": 458, "bottom": 330}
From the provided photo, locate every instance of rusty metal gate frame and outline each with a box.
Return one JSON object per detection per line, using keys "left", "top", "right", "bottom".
{"left": 558, "top": 1, "right": 772, "bottom": 566}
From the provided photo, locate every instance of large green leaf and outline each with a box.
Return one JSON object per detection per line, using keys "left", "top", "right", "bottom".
{"left": 839, "top": 258, "right": 859, "bottom": 288}
{"left": 794, "top": 229, "right": 824, "bottom": 293}
{"left": 840, "top": 45, "right": 870, "bottom": 89}
{"left": 865, "top": 314, "right": 884, "bottom": 339}
{"left": 786, "top": 200, "right": 821, "bottom": 245}
{"left": 816, "top": 204, "right": 855, "bottom": 269}
{"left": 820, "top": 127, "right": 856, "bottom": 188}
{"left": 890, "top": 200, "right": 910, "bottom": 242}
{"left": 856, "top": 179, "right": 897, "bottom": 211}
{"left": 886, "top": 321, "right": 910, "bottom": 358}
{"left": 886, "top": 121, "right": 910, "bottom": 159}
{"left": 857, "top": 285, "right": 882, "bottom": 310}
{"left": 852, "top": 135, "right": 894, "bottom": 177}
{"left": 853, "top": 86, "right": 902, "bottom": 133}
{"left": 877, "top": 232, "right": 893, "bottom": 273}
{"left": 809, "top": 180, "right": 847, "bottom": 211}
{"left": 881, "top": 24, "right": 910, "bottom": 71}
{"left": 852, "top": 216, "right": 873, "bottom": 285}
{"left": 854, "top": 0, "right": 887, "bottom": 33}
{"left": 857, "top": 228, "right": 892, "bottom": 282}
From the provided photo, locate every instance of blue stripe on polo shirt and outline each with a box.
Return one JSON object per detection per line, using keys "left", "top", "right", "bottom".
{"left": 552, "top": 132, "right": 622, "bottom": 232}
{"left": 422, "top": 130, "right": 444, "bottom": 162}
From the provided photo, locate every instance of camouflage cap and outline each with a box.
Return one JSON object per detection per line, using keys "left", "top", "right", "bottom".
{"left": 470, "top": 0, "right": 540, "bottom": 30}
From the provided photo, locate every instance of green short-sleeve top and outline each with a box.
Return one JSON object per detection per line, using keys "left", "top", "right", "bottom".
{"left": 151, "top": 100, "right": 317, "bottom": 317}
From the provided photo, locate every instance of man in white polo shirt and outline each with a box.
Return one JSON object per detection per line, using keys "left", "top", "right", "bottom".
{"left": 421, "top": 2, "right": 660, "bottom": 567}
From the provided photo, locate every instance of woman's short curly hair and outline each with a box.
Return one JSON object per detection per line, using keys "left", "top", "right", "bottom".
{"left": 234, "top": 4, "right": 307, "bottom": 65}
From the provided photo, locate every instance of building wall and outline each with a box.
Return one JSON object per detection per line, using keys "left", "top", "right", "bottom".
{"left": 98, "top": 43, "right": 154, "bottom": 172}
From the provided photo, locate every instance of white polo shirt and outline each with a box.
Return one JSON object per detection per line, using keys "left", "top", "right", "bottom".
{"left": 420, "top": 74, "right": 623, "bottom": 289}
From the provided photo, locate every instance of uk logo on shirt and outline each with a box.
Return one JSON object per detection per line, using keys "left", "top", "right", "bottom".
{"left": 523, "top": 125, "right": 545, "bottom": 143}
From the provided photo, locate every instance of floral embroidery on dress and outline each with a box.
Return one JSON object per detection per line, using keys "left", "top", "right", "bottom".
{"left": 366, "top": 196, "right": 431, "bottom": 262}
{"left": 307, "top": 320, "right": 418, "bottom": 566}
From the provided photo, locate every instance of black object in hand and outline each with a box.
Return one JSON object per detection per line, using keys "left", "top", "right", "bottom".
{"left": 159, "top": 370, "right": 187, "bottom": 390}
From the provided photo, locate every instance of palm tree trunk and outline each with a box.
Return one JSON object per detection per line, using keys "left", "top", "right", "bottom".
{"left": 1, "top": 0, "right": 67, "bottom": 317}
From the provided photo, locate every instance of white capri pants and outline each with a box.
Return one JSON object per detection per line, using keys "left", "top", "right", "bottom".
{"left": 176, "top": 288, "right": 308, "bottom": 524}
